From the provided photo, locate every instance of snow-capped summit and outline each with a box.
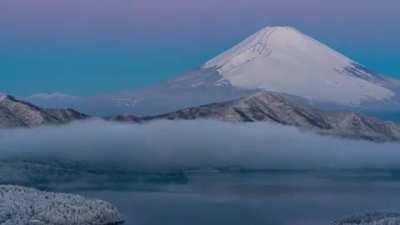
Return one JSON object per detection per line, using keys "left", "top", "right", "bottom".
{"left": 204, "top": 26, "right": 395, "bottom": 106}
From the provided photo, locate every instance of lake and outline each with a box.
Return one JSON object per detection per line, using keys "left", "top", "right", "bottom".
{"left": 72, "top": 170, "right": 400, "bottom": 225}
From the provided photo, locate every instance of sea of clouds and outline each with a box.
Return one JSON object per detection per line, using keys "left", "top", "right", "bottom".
{"left": 1, "top": 119, "right": 400, "bottom": 171}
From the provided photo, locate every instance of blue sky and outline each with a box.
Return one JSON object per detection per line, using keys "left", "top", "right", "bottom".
{"left": 1, "top": 0, "right": 399, "bottom": 96}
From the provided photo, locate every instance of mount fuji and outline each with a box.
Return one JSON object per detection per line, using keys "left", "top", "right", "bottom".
{"left": 27, "top": 26, "right": 400, "bottom": 116}
{"left": 204, "top": 26, "right": 396, "bottom": 106}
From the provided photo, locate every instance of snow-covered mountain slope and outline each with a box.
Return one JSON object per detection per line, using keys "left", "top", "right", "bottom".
{"left": 204, "top": 26, "right": 395, "bottom": 106}
{"left": 0, "top": 185, "right": 123, "bottom": 225}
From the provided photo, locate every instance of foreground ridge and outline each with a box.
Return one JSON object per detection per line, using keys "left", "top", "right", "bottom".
{"left": 0, "top": 185, "right": 123, "bottom": 225}
{"left": 333, "top": 212, "right": 400, "bottom": 225}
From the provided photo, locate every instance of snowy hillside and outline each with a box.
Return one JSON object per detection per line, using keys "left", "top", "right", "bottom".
{"left": 333, "top": 212, "right": 400, "bottom": 225}
{"left": 204, "top": 26, "right": 395, "bottom": 106}
{"left": 0, "top": 185, "right": 123, "bottom": 225}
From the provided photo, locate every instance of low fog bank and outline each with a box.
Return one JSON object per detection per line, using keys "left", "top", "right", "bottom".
{"left": 1, "top": 120, "right": 400, "bottom": 171}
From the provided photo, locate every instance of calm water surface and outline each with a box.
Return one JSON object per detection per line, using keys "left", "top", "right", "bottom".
{"left": 74, "top": 171, "right": 400, "bottom": 225}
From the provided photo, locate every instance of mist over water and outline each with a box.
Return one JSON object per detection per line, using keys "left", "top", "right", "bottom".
{"left": 3, "top": 120, "right": 400, "bottom": 225}
{"left": 1, "top": 119, "right": 400, "bottom": 171}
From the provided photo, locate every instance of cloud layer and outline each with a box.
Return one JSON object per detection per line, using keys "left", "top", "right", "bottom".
{"left": 1, "top": 120, "right": 400, "bottom": 171}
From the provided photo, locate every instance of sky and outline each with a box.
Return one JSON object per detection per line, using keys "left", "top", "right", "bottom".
{"left": 1, "top": 0, "right": 400, "bottom": 96}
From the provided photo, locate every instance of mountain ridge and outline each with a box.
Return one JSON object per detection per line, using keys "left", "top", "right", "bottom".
{"left": 142, "top": 91, "right": 400, "bottom": 142}
{"left": 3, "top": 92, "right": 400, "bottom": 142}
{"left": 0, "top": 94, "right": 89, "bottom": 128}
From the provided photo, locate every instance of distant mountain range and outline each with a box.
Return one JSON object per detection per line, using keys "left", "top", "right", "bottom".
{"left": 3, "top": 91, "right": 400, "bottom": 142}
{"left": 26, "top": 26, "right": 400, "bottom": 117}
{"left": 143, "top": 91, "right": 400, "bottom": 142}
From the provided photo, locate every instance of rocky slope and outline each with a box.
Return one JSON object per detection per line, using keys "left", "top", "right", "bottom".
{"left": 146, "top": 91, "right": 400, "bottom": 142}
{"left": 0, "top": 94, "right": 88, "bottom": 128}
{"left": 0, "top": 185, "right": 123, "bottom": 225}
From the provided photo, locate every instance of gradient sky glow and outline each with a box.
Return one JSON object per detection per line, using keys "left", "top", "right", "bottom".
{"left": 1, "top": 0, "right": 400, "bottom": 96}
